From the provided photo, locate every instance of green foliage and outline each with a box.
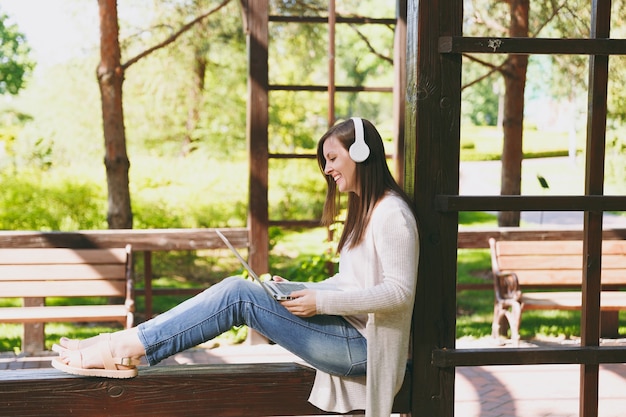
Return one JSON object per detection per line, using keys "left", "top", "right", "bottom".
{"left": 269, "top": 159, "right": 326, "bottom": 221}
{"left": 123, "top": 0, "right": 247, "bottom": 158}
{"left": 269, "top": 227, "right": 338, "bottom": 282}
{"left": 0, "top": 11, "right": 35, "bottom": 95}
{"left": 0, "top": 170, "right": 107, "bottom": 230}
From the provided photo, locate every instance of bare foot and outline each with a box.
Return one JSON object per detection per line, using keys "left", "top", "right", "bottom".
{"left": 55, "top": 328, "right": 146, "bottom": 369}
{"left": 59, "top": 333, "right": 111, "bottom": 350}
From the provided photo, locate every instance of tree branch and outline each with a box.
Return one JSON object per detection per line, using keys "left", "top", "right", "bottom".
{"left": 349, "top": 24, "right": 393, "bottom": 65}
{"left": 121, "top": 0, "right": 232, "bottom": 70}
{"left": 531, "top": 0, "right": 566, "bottom": 37}
{"left": 461, "top": 54, "right": 512, "bottom": 91}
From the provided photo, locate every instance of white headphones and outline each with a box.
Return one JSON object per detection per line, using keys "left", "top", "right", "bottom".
{"left": 349, "top": 117, "right": 370, "bottom": 163}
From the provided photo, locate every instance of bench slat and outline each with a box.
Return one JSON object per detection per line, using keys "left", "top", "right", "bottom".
{"left": 522, "top": 291, "right": 626, "bottom": 310}
{"left": 0, "top": 279, "right": 127, "bottom": 298}
{"left": 0, "top": 248, "right": 128, "bottom": 265}
{"left": 0, "top": 264, "right": 127, "bottom": 281}
{"left": 512, "top": 270, "right": 626, "bottom": 286}
{"left": 495, "top": 240, "right": 626, "bottom": 255}
{"left": 0, "top": 305, "right": 130, "bottom": 323}
{"left": 497, "top": 254, "right": 626, "bottom": 271}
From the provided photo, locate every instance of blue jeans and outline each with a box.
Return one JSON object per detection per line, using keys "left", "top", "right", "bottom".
{"left": 137, "top": 276, "right": 367, "bottom": 377}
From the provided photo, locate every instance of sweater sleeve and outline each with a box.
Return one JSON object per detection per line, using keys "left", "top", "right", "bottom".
{"left": 315, "top": 196, "right": 419, "bottom": 316}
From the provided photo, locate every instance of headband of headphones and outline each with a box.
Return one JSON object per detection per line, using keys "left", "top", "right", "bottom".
{"left": 349, "top": 117, "right": 370, "bottom": 162}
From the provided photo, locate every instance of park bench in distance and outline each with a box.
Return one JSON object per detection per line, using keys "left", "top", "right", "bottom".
{"left": 489, "top": 238, "right": 626, "bottom": 345}
{"left": 0, "top": 245, "right": 134, "bottom": 354}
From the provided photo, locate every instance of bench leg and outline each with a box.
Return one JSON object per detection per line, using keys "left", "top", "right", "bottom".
{"left": 492, "top": 301, "right": 522, "bottom": 346}
{"left": 506, "top": 302, "right": 522, "bottom": 346}
{"left": 23, "top": 298, "right": 45, "bottom": 355}
{"left": 492, "top": 303, "right": 507, "bottom": 342}
{"left": 601, "top": 311, "right": 620, "bottom": 338}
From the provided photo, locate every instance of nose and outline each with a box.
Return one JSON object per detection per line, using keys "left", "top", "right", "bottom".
{"left": 324, "top": 162, "right": 333, "bottom": 175}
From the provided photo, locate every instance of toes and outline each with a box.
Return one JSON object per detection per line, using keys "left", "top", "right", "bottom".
{"left": 60, "top": 337, "right": 82, "bottom": 350}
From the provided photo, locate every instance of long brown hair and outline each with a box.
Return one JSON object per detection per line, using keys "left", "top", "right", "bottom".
{"left": 317, "top": 118, "right": 414, "bottom": 252}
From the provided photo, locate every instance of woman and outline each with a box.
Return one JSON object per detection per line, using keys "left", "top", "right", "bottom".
{"left": 53, "top": 117, "right": 419, "bottom": 417}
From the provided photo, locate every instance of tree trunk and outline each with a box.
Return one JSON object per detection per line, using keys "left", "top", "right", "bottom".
{"left": 498, "top": 0, "right": 529, "bottom": 227}
{"left": 98, "top": 0, "right": 132, "bottom": 229}
{"left": 183, "top": 43, "right": 207, "bottom": 156}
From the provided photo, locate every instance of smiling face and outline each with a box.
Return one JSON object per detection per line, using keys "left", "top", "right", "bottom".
{"left": 323, "top": 136, "right": 359, "bottom": 195}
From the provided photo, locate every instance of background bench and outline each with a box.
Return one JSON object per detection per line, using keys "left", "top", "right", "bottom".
{"left": 489, "top": 238, "right": 626, "bottom": 344}
{"left": 0, "top": 245, "right": 134, "bottom": 354}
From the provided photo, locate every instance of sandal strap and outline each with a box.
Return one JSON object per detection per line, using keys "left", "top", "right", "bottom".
{"left": 99, "top": 341, "right": 139, "bottom": 370}
{"left": 116, "top": 356, "right": 141, "bottom": 367}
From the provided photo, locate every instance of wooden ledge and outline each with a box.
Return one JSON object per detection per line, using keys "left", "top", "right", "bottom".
{"left": 0, "top": 362, "right": 411, "bottom": 416}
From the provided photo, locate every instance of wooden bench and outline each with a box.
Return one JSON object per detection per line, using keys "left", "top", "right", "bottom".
{"left": 0, "top": 363, "right": 411, "bottom": 416}
{"left": 489, "top": 238, "right": 626, "bottom": 344}
{"left": 0, "top": 246, "right": 134, "bottom": 354}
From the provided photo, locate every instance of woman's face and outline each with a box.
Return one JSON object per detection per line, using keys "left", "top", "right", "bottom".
{"left": 323, "top": 136, "right": 359, "bottom": 195}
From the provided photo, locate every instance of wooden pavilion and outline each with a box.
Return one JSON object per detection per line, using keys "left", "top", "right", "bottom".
{"left": 243, "top": 1, "right": 626, "bottom": 416}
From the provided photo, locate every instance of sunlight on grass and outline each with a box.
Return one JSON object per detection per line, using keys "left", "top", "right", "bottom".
{"left": 460, "top": 125, "right": 582, "bottom": 161}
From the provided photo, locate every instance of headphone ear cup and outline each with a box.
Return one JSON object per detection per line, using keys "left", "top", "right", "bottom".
{"left": 349, "top": 141, "right": 370, "bottom": 162}
{"left": 350, "top": 117, "right": 370, "bottom": 162}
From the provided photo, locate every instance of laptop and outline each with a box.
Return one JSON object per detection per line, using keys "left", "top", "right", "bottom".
{"left": 216, "top": 230, "right": 336, "bottom": 301}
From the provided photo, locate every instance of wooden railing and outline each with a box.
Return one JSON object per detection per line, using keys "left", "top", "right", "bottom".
{"left": 2, "top": 226, "right": 625, "bottom": 319}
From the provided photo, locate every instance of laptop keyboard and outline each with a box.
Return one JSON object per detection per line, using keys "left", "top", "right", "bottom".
{"left": 276, "top": 282, "right": 307, "bottom": 292}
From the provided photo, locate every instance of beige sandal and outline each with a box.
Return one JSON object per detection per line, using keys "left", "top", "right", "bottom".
{"left": 52, "top": 342, "right": 139, "bottom": 379}
{"left": 60, "top": 333, "right": 111, "bottom": 350}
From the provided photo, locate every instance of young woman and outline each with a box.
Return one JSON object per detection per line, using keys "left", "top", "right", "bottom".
{"left": 53, "top": 117, "right": 419, "bottom": 417}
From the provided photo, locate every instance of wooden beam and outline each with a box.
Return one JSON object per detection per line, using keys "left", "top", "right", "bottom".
{"left": 269, "top": 84, "right": 392, "bottom": 92}
{"left": 439, "top": 36, "right": 626, "bottom": 55}
{"left": 435, "top": 195, "right": 626, "bottom": 212}
{"left": 268, "top": 15, "right": 396, "bottom": 25}
{"left": 432, "top": 346, "right": 626, "bottom": 367}
{"left": 457, "top": 227, "right": 626, "bottom": 248}
{"left": 0, "top": 228, "right": 249, "bottom": 251}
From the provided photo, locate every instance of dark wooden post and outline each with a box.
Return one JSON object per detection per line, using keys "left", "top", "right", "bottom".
{"left": 393, "top": 0, "right": 407, "bottom": 184}
{"left": 244, "top": 0, "right": 269, "bottom": 275}
{"left": 243, "top": 0, "right": 270, "bottom": 345}
{"left": 580, "top": 1, "right": 612, "bottom": 416}
{"left": 405, "top": 0, "right": 462, "bottom": 416}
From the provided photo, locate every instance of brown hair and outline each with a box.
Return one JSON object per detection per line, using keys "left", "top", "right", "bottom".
{"left": 317, "top": 118, "right": 414, "bottom": 252}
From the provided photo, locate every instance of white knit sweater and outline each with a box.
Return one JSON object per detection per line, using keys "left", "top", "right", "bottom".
{"left": 309, "top": 193, "right": 419, "bottom": 417}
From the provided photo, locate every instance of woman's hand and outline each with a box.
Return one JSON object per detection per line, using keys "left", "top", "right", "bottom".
{"left": 272, "top": 276, "right": 317, "bottom": 317}
{"left": 281, "top": 290, "right": 317, "bottom": 317}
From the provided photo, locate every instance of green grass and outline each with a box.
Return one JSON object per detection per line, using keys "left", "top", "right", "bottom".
{"left": 460, "top": 125, "right": 582, "bottom": 161}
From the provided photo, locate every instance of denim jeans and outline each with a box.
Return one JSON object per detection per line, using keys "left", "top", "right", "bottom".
{"left": 138, "top": 276, "right": 367, "bottom": 377}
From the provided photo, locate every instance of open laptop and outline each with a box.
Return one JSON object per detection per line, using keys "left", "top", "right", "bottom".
{"left": 216, "top": 230, "right": 336, "bottom": 301}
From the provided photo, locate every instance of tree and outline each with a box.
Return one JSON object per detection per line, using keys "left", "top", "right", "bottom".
{"left": 463, "top": 0, "right": 595, "bottom": 226}
{"left": 0, "top": 11, "right": 34, "bottom": 96}
{"left": 97, "top": 0, "right": 232, "bottom": 229}
{"left": 498, "top": 0, "right": 529, "bottom": 226}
